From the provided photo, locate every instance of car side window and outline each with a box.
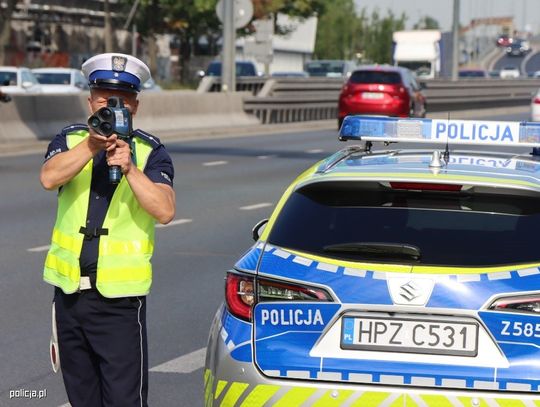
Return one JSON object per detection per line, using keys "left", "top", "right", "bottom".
{"left": 21, "top": 70, "right": 38, "bottom": 85}
{"left": 0, "top": 72, "right": 17, "bottom": 85}
{"left": 75, "top": 71, "right": 88, "bottom": 89}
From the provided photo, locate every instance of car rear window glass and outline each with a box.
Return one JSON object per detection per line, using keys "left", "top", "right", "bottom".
{"left": 0, "top": 71, "right": 17, "bottom": 86}
{"left": 350, "top": 71, "right": 401, "bottom": 84}
{"left": 268, "top": 182, "right": 540, "bottom": 267}
{"left": 206, "top": 62, "right": 256, "bottom": 76}
{"left": 306, "top": 61, "right": 346, "bottom": 76}
{"left": 34, "top": 73, "right": 71, "bottom": 85}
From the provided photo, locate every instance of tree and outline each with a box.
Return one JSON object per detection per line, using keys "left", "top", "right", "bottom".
{"left": 0, "top": 0, "right": 17, "bottom": 65}
{"left": 363, "top": 9, "right": 407, "bottom": 64}
{"left": 314, "top": 4, "right": 406, "bottom": 64}
{"left": 413, "top": 15, "right": 440, "bottom": 30}
{"left": 252, "top": 0, "right": 325, "bottom": 34}
{"left": 126, "top": 0, "right": 325, "bottom": 83}
{"left": 314, "top": 0, "right": 358, "bottom": 60}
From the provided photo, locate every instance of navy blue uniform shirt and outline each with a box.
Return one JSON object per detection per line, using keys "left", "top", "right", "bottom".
{"left": 45, "top": 125, "right": 174, "bottom": 275}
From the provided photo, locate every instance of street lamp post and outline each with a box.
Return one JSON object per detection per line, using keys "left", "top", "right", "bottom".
{"left": 124, "top": 0, "right": 141, "bottom": 56}
{"left": 451, "top": 0, "right": 460, "bottom": 81}
{"left": 104, "top": 0, "right": 113, "bottom": 52}
{"left": 221, "top": 0, "right": 236, "bottom": 92}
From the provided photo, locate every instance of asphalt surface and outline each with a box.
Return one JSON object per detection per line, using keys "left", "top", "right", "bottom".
{"left": 0, "top": 109, "right": 531, "bottom": 407}
{"left": 493, "top": 47, "right": 540, "bottom": 75}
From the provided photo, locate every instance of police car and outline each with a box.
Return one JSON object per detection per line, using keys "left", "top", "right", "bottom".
{"left": 204, "top": 116, "right": 540, "bottom": 406}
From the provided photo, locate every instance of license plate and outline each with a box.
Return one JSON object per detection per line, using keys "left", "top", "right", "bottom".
{"left": 361, "top": 92, "right": 384, "bottom": 99}
{"left": 341, "top": 315, "right": 479, "bottom": 356}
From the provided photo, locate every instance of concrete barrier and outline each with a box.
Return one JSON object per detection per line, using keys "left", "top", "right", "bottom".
{"left": 0, "top": 90, "right": 258, "bottom": 143}
{"left": 135, "top": 90, "right": 258, "bottom": 136}
{"left": 0, "top": 93, "right": 89, "bottom": 143}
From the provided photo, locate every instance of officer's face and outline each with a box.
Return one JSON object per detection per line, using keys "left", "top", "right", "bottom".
{"left": 88, "top": 88, "right": 139, "bottom": 116}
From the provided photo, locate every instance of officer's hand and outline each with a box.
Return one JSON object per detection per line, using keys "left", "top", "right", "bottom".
{"left": 106, "top": 138, "right": 132, "bottom": 174}
{"left": 88, "top": 128, "right": 116, "bottom": 154}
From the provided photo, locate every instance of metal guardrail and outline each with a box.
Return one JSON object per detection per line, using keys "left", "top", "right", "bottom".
{"left": 197, "top": 76, "right": 540, "bottom": 124}
{"left": 424, "top": 79, "right": 540, "bottom": 111}
{"left": 197, "top": 76, "right": 267, "bottom": 95}
{"left": 241, "top": 78, "right": 540, "bottom": 124}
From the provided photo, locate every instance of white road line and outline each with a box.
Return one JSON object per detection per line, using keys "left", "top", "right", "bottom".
{"left": 57, "top": 404, "right": 71, "bottom": 407}
{"left": 150, "top": 347, "right": 206, "bottom": 374}
{"left": 257, "top": 155, "right": 275, "bottom": 159}
{"left": 155, "top": 219, "right": 193, "bottom": 229}
{"left": 239, "top": 202, "right": 272, "bottom": 211}
{"left": 27, "top": 245, "right": 51, "bottom": 252}
{"left": 203, "top": 160, "right": 228, "bottom": 167}
{"left": 306, "top": 148, "right": 324, "bottom": 154}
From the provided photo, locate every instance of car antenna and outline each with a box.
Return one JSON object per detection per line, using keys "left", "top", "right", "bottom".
{"left": 442, "top": 112, "right": 450, "bottom": 162}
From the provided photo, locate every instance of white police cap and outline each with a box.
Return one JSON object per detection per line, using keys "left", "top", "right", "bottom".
{"left": 82, "top": 53, "right": 151, "bottom": 93}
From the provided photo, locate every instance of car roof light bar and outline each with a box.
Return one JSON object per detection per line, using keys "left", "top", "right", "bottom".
{"left": 339, "top": 115, "right": 540, "bottom": 148}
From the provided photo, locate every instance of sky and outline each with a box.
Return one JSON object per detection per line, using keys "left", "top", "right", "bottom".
{"left": 354, "top": 0, "right": 538, "bottom": 33}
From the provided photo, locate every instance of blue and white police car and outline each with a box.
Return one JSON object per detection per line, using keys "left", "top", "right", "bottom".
{"left": 204, "top": 116, "right": 540, "bottom": 406}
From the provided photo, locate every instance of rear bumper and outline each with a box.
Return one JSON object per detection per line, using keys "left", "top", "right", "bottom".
{"left": 204, "top": 306, "right": 540, "bottom": 407}
{"left": 338, "top": 99, "right": 409, "bottom": 119}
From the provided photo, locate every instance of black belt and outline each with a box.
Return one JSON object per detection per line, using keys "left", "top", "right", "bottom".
{"left": 79, "top": 226, "right": 109, "bottom": 241}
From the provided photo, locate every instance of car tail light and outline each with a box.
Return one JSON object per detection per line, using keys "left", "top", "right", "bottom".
{"left": 533, "top": 97, "right": 540, "bottom": 104}
{"left": 488, "top": 295, "right": 540, "bottom": 314}
{"left": 389, "top": 182, "right": 463, "bottom": 191}
{"left": 258, "top": 278, "right": 333, "bottom": 302}
{"left": 226, "top": 273, "right": 255, "bottom": 321}
{"left": 225, "top": 273, "right": 333, "bottom": 321}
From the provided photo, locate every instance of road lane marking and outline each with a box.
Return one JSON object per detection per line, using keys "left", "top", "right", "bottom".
{"left": 27, "top": 245, "right": 51, "bottom": 252}
{"left": 239, "top": 203, "right": 272, "bottom": 211}
{"left": 306, "top": 148, "right": 324, "bottom": 154}
{"left": 257, "top": 155, "right": 275, "bottom": 159}
{"left": 155, "top": 219, "right": 193, "bottom": 229}
{"left": 150, "top": 347, "right": 206, "bottom": 374}
{"left": 203, "top": 160, "right": 228, "bottom": 166}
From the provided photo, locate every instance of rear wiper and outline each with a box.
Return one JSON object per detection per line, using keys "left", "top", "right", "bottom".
{"left": 323, "top": 242, "right": 421, "bottom": 261}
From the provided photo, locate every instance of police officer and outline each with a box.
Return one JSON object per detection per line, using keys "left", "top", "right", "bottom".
{"left": 40, "top": 53, "right": 175, "bottom": 407}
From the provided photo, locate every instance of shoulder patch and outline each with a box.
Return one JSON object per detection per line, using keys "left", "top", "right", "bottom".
{"left": 61, "top": 123, "right": 88, "bottom": 135}
{"left": 133, "top": 129, "right": 162, "bottom": 149}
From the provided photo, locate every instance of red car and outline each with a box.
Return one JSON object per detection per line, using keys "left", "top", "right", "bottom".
{"left": 338, "top": 66, "right": 427, "bottom": 128}
{"left": 496, "top": 35, "right": 512, "bottom": 47}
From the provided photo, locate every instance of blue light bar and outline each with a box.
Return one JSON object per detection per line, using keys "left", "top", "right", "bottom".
{"left": 339, "top": 115, "right": 540, "bottom": 147}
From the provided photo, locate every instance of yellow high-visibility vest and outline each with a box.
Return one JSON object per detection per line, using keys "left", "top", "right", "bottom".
{"left": 43, "top": 128, "right": 155, "bottom": 298}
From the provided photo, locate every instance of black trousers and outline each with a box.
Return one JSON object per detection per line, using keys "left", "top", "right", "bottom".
{"left": 53, "top": 288, "right": 148, "bottom": 407}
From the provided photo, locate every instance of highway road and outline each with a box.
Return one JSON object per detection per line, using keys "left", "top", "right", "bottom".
{"left": 0, "top": 109, "right": 531, "bottom": 407}
{"left": 493, "top": 47, "right": 540, "bottom": 76}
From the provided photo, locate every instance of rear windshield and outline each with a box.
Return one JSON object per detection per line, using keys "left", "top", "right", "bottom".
{"left": 350, "top": 70, "right": 401, "bottom": 84}
{"left": 34, "top": 72, "right": 71, "bottom": 85}
{"left": 206, "top": 62, "right": 256, "bottom": 76}
{"left": 268, "top": 182, "right": 540, "bottom": 267}
{"left": 306, "top": 61, "right": 345, "bottom": 76}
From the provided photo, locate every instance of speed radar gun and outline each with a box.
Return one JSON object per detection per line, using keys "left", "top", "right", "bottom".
{"left": 87, "top": 96, "right": 133, "bottom": 184}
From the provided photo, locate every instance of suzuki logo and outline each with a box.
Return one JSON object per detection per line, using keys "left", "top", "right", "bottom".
{"left": 387, "top": 275, "right": 435, "bottom": 306}
{"left": 399, "top": 281, "right": 421, "bottom": 302}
